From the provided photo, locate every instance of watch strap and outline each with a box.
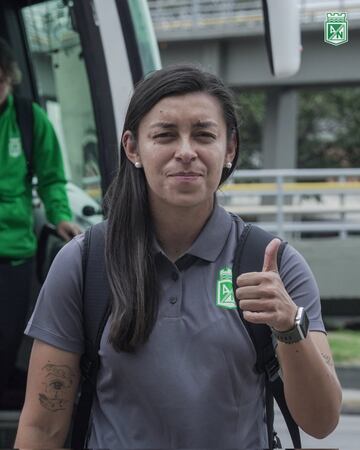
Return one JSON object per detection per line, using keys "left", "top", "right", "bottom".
{"left": 272, "top": 307, "right": 309, "bottom": 344}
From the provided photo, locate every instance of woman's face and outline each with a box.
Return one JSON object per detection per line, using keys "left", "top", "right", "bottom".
{"left": 123, "top": 92, "right": 236, "bottom": 213}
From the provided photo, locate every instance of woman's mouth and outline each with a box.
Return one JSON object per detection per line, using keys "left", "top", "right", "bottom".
{"left": 169, "top": 172, "right": 203, "bottom": 182}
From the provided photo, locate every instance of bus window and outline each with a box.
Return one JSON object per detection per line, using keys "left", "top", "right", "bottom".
{"left": 22, "top": 0, "right": 102, "bottom": 203}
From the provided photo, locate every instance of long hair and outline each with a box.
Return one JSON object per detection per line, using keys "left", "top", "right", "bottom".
{"left": 105, "top": 65, "right": 240, "bottom": 352}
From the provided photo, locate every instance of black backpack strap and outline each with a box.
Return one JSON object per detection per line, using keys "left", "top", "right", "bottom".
{"left": 232, "top": 221, "right": 301, "bottom": 450}
{"left": 13, "top": 96, "right": 34, "bottom": 182}
{"left": 71, "top": 221, "right": 111, "bottom": 449}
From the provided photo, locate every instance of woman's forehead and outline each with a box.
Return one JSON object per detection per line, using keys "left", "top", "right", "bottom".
{"left": 141, "top": 92, "right": 224, "bottom": 126}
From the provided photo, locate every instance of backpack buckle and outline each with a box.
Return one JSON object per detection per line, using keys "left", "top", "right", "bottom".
{"left": 265, "top": 356, "right": 280, "bottom": 382}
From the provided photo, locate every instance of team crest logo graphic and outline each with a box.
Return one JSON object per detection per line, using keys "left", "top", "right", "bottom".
{"left": 8, "top": 137, "right": 22, "bottom": 158}
{"left": 324, "top": 12, "right": 348, "bottom": 46}
{"left": 216, "top": 267, "right": 236, "bottom": 309}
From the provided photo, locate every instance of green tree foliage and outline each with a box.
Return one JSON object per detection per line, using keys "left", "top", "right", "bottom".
{"left": 235, "top": 90, "right": 265, "bottom": 169}
{"left": 298, "top": 87, "right": 360, "bottom": 168}
{"left": 235, "top": 87, "right": 360, "bottom": 169}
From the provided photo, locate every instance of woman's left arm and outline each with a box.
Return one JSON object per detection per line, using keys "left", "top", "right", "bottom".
{"left": 276, "top": 331, "right": 342, "bottom": 438}
{"left": 236, "top": 238, "right": 342, "bottom": 439}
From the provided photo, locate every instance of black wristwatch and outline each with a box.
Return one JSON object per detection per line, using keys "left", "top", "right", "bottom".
{"left": 272, "top": 307, "right": 309, "bottom": 344}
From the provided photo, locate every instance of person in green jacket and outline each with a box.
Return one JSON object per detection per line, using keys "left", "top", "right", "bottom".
{"left": 0, "top": 38, "right": 81, "bottom": 408}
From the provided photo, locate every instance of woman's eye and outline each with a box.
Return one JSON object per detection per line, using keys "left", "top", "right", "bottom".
{"left": 153, "top": 132, "right": 174, "bottom": 139}
{"left": 196, "top": 133, "right": 216, "bottom": 140}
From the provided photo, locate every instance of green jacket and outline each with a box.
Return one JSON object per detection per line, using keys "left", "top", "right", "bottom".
{"left": 0, "top": 95, "right": 72, "bottom": 260}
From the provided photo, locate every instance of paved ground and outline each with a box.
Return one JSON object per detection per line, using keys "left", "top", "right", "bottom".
{"left": 275, "top": 409, "right": 360, "bottom": 449}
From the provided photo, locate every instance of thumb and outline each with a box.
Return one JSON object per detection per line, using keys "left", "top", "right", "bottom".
{"left": 262, "top": 238, "right": 281, "bottom": 272}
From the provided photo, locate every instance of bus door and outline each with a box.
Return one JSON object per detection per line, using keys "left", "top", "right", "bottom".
{"left": 0, "top": 0, "right": 160, "bottom": 426}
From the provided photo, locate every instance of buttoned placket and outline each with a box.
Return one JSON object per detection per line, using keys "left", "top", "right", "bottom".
{"left": 156, "top": 253, "right": 182, "bottom": 318}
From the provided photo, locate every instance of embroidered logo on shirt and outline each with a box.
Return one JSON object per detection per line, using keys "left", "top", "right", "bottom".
{"left": 8, "top": 137, "right": 22, "bottom": 158}
{"left": 216, "top": 267, "right": 236, "bottom": 309}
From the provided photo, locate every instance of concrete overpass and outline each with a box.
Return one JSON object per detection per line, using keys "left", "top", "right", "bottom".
{"left": 155, "top": 19, "right": 360, "bottom": 88}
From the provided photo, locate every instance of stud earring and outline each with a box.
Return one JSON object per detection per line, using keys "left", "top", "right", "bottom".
{"left": 134, "top": 161, "right": 142, "bottom": 169}
{"left": 225, "top": 162, "right": 232, "bottom": 169}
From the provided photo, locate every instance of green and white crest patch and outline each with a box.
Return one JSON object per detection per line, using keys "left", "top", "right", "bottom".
{"left": 216, "top": 267, "right": 236, "bottom": 309}
{"left": 8, "top": 137, "right": 22, "bottom": 158}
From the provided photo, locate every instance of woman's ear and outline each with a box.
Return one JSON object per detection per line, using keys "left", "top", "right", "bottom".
{"left": 122, "top": 130, "right": 141, "bottom": 165}
{"left": 226, "top": 131, "right": 237, "bottom": 165}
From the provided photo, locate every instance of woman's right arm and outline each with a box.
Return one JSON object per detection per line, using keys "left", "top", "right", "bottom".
{"left": 15, "top": 339, "right": 81, "bottom": 448}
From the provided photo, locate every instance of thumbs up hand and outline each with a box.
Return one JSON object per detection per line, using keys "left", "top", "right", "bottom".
{"left": 235, "top": 238, "right": 298, "bottom": 332}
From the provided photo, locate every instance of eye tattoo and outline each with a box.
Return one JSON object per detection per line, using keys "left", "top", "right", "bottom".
{"left": 38, "top": 363, "right": 75, "bottom": 412}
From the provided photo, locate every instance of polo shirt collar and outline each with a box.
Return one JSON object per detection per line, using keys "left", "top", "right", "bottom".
{"left": 186, "top": 202, "right": 232, "bottom": 262}
{"left": 152, "top": 201, "right": 233, "bottom": 263}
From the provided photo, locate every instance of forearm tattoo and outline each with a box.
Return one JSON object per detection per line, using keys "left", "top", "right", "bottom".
{"left": 39, "top": 363, "right": 75, "bottom": 412}
{"left": 321, "top": 352, "right": 334, "bottom": 367}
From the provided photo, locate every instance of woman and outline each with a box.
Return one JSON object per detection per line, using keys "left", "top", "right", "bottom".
{"left": 15, "top": 65, "right": 341, "bottom": 448}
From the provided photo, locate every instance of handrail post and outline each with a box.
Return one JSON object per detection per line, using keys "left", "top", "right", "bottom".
{"left": 339, "top": 175, "right": 347, "bottom": 239}
{"left": 276, "top": 174, "right": 284, "bottom": 237}
{"left": 192, "top": 0, "right": 199, "bottom": 28}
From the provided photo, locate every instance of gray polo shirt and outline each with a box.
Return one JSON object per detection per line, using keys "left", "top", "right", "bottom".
{"left": 26, "top": 204, "right": 325, "bottom": 449}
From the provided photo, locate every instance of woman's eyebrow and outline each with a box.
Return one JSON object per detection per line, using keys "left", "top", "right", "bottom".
{"left": 149, "top": 121, "right": 218, "bottom": 129}
{"left": 193, "top": 120, "right": 218, "bottom": 129}
{"left": 150, "top": 122, "right": 176, "bottom": 129}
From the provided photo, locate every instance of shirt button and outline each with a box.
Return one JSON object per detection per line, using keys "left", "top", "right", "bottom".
{"left": 169, "top": 296, "right": 177, "bottom": 304}
{"left": 171, "top": 271, "right": 179, "bottom": 281}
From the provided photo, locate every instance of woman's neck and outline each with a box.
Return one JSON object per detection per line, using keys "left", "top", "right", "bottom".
{"left": 151, "top": 199, "right": 214, "bottom": 262}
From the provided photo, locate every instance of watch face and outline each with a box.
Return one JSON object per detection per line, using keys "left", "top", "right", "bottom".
{"left": 298, "top": 309, "right": 309, "bottom": 338}
{"left": 295, "top": 306, "right": 304, "bottom": 323}
{"left": 272, "top": 308, "right": 309, "bottom": 343}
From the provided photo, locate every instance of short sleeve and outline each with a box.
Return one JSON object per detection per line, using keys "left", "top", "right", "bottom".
{"left": 25, "top": 234, "right": 85, "bottom": 353}
{"left": 279, "top": 244, "right": 326, "bottom": 333}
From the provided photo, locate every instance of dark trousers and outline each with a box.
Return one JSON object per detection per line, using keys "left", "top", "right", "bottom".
{"left": 0, "top": 258, "right": 34, "bottom": 401}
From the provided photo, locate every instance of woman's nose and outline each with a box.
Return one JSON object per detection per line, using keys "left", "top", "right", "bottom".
{"left": 174, "top": 139, "right": 197, "bottom": 162}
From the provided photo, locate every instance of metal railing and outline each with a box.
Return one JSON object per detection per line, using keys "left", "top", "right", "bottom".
{"left": 148, "top": 0, "right": 360, "bottom": 33}
{"left": 301, "top": 0, "right": 360, "bottom": 23}
{"left": 148, "top": 0, "right": 263, "bottom": 31}
{"left": 219, "top": 168, "right": 360, "bottom": 239}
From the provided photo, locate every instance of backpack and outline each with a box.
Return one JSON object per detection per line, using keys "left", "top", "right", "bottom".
{"left": 13, "top": 96, "right": 34, "bottom": 182}
{"left": 71, "top": 220, "right": 302, "bottom": 450}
